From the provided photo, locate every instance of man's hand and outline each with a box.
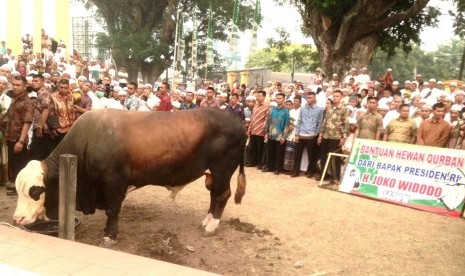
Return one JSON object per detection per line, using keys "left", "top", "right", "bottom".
{"left": 295, "top": 136, "right": 299, "bottom": 143}
{"left": 279, "top": 138, "right": 285, "bottom": 144}
{"left": 14, "top": 141, "right": 24, "bottom": 153}
{"left": 317, "top": 137, "right": 322, "bottom": 145}
{"left": 338, "top": 138, "right": 346, "bottom": 147}
{"left": 35, "top": 127, "right": 43, "bottom": 137}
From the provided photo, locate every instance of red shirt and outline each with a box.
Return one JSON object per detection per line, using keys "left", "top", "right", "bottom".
{"left": 157, "top": 94, "right": 172, "bottom": 111}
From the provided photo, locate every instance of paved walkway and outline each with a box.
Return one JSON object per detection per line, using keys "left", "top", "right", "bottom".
{"left": 0, "top": 225, "right": 217, "bottom": 275}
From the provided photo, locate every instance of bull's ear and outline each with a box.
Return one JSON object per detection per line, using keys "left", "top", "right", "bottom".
{"left": 29, "top": 186, "right": 46, "bottom": 201}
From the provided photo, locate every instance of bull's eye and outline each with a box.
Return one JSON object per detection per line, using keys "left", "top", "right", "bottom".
{"left": 29, "top": 185, "right": 46, "bottom": 201}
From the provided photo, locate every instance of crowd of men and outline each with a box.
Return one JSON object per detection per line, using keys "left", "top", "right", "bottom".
{"left": 1, "top": 34, "right": 465, "bottom": 193}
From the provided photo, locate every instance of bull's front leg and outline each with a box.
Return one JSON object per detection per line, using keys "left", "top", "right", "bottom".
{"left": 202, "top": 184, "right": 231, "bottom": 236}
{"left": 100, "top": 206, "right": 121, "bottom": 247}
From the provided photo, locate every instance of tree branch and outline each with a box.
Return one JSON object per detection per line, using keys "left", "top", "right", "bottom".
{"left": 334, "top": 0, "right": 367, "bottom": 52}
{"left": 370, "top": 0, "right": 430, "bottom": 31}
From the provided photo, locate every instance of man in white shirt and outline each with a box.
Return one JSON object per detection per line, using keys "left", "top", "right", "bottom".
{"left": 420, "top": 78, "right": 441, "bottom": 106}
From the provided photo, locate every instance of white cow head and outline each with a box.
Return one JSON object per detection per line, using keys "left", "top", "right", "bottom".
{"left": 13, "top": 160, "right": 47, "bottom": 225}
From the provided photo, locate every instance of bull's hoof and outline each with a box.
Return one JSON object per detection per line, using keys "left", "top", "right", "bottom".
{"left": 203, "top": 219, "right": 220, "bottom": 237}
{"left": 201, "top": 213, "right": 213, "bottom": 228}
{"left": 99, "top": 236, "right": 117, "bottom": 247}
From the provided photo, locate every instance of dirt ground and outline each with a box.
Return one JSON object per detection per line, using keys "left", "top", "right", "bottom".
{"left": 1, "top": 167, "right": 465, "bottom": 275}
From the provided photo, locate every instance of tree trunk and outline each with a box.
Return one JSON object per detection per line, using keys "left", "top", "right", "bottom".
{"left": 459, "top": 44, "right": 465, "bottom": 81}
{"left": 316, "top": 34, "right": 378, "bottom": 81}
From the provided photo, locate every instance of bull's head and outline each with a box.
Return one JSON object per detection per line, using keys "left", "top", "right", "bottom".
{"left": 13, "top": 161, "right": 48, "bottom": 225}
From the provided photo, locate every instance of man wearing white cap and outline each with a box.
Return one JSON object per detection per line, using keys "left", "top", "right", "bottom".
{"left": 449, "top": 81, "right": 459, "bottom": 96}
{"left": 413, "top": 105, "right": 432, "bottom": 128}
{"left": 454, "top": 90, "right": 465, "bottom": 108}
{"left": 420, "top": 78, "right": 440, "bottom": 106}
{"left": 356, "top": 67, "right": 370, "bottom": 86}
{"left": 344, "top": 68, "right": 357, "bottom": 84}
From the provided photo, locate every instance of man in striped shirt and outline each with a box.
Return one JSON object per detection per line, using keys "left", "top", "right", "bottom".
{"left": 246, "top": 91, "right": 269, "bottom": 169}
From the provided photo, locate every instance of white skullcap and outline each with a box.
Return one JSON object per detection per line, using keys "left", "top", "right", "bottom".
{"left": 111, "top": 80, "right": 119, "bottom": 86}
{"left": 451, "top": 104, "right": 462, "bottom": 111}
{"left": 77, "top": 75, "right": 87, "bottom": 81}
{"left": 444, "top": 96, "right": 455, "bottom": 102}
{"left": 267, "top": 81, "right": 272, "bottom": 84}
{"left": 26, "top": 76, "right": 33, "bottom": 82}
{"left": 0, "top": 76, "right": 8, "bottom": 83}
{"left": 113, "top": 86, "right": 122, "bottom": 92}
{"left": 437, "top": 80, "right": 443, "bottom": 85}
{"left": 332, "top": 73, "right": 338, "bottom": 76}
{"left": 351, "top": 68, "right": 356, "bottom": 71}
{"left": 220, "top": 92, "right": 228, "bottom": 97}
{"left": 392, "top": 81, "right": 399, "bottom": 85}
{"left": 421, "top": 105, "right": 432, "bottom": 111}
{"left": 118, "top": 90, "right": 128, "bottom": 96}
{"left": 323, "top": 82, "right": 329, "bottom": 86}
{"left": 0, "top": 64, "right": 11, "bottom": 71}
{"left": 43, "top": 73, "right": 51, "bottom": 78}
{"left": 450, "top": 82, "right": 458, "bottom": 86}
{"left": 455, "top": 90, "right": 465, "bottom": 96}
{"left": 316, "top": 67, "right": 321, "bottom": 71}
{"left": 349, "top": 117, "right": 357, "bottom": 124}
{"left": 297, "top": 89, "right": 304, "bottom": 95}
{"left": 405, "top": 80, "right": 411, "bottom": 84}
{"left": 196, "top": 89, "right": 205, "bottom": 96}
{"left": 123, "top": 87, "right": 128, "bottom": 91}
{"left": 429, "top": 78, "right": 437, "bottom": 83}
{"left": 69, "top": 79, "right": 76, "bottom": 85}
{"left": 246, "top": 95, "right": 256, "bottom": 101}
{"left": 387, "top": 68, "right": 392, "bottom": 72}
{"left": 362, "top": 67, "right": 367, "bottom": 70}
{"left": 172, "top": 101, "right": 181, "bottom": 109}
{"left": 378, "top": 104, "right": 389, "bottom": 110}
{"left": 145, "top": 83, "right": 152, "bottom": 89}
{"left": 29, "top": 70, "right": 38, "bottom": 75}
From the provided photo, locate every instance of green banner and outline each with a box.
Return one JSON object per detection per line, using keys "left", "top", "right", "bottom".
{"left": 340, "top": 139, "right": 465, "bottom": 217}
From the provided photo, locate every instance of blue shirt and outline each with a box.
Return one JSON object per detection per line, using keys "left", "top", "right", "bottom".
{"left": 296, "top": 103, "right": 324, "bottom": 136}
{"left": 267, "top": 106, "right": 290, "bottom": 140}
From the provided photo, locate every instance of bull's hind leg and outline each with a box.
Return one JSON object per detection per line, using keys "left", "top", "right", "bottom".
{"left": 100, "top": 183, "right": 126, "bottom": 247}
{"left": 203, "top": 172, "right": 233, "bottom": 236}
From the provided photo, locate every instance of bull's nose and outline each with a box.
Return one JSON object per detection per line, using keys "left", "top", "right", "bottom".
{"left": 13, "top": 216, "right": 25, "bottom": 225}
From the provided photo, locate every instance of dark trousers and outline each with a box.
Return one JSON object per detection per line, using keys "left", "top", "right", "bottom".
{"left": 319, "top": 138, "right": 342, "bottom": 180}
{"left": 266, "top": 140, "right": 285, "bottom": 172}
{"left": 293, "top": 137, "right": 318, "bottom": 174}
{"left": 248, "top": 135, "right": 265, "bottom": 166}
{"left": 54, "top": 132, "right": 67, "bottom": 146}
{"left": 7, "top": 141, "right": 30, "bottom": 182}
{"left": 29, "top": 132, "right": 56, "bottom": 161}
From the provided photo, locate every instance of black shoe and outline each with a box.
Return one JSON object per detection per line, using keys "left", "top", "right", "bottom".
{"left": 306, "top": 173, "right": 314, "bottom": 178}
{"left": 290, "top": 173, "right": 299, "bottom": 178}
{"left": 274, "top": 170, "right": 280, "bottom": 175}
{"left": 245, "top": 163, "right": 256, "bottom": 167}
{"left": 261, "top": 167, "right": 270, "bottom": 172}
{"left": 315, "top": 175, "right": 329, "bottom": 181}
{"left": 7, "top": 191, "right": 17, "bottom": 196}
{"left": 6, "top": 186, "right": 16, "bottom": 191}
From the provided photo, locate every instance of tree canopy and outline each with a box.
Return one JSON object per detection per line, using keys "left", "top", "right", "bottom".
{"left": 82, "top": 0, "right": 254, "bottom": 83}
{"left": 282, "top": 0, "right": 440, "bottom": 78}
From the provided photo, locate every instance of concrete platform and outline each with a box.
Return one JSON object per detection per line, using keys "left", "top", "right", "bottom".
{"left": 0, "top": 225, "right": 217, "bottom": 275}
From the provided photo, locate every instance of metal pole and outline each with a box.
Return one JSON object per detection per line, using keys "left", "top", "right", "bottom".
{"left": 172, "top": 5, "right": 180, "bottom": 89}
{"left": 58, "top": 154, "right": 77, "bottom": 241}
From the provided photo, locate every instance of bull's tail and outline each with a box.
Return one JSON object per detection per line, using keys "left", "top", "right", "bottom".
{"left": 234, "top": 155, "right": 246, "bottom": 204}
